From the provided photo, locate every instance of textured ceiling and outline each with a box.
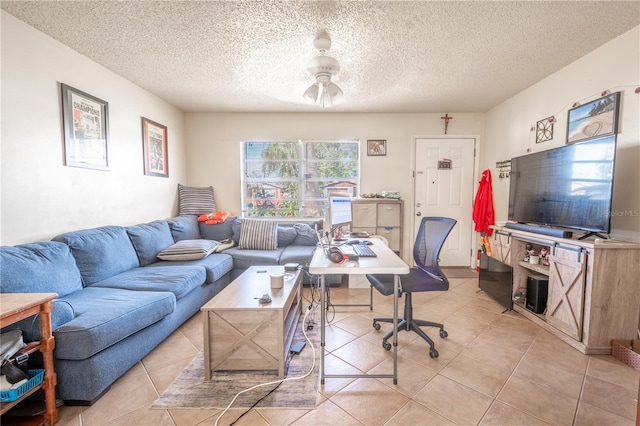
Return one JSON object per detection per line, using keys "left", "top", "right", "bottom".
{"left": 2, "top": 1, "right": 639, "bottom": 113}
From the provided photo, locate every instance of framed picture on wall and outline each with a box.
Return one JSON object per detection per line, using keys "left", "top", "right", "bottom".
{"left": 566, "top": 91, "right": 620, "bottom": 144}
{"left": 61, "top": 83, "right": 110, "bottom": 170}
{"left": 367, "top": 140, "right": 386, "bottom": 156}
{"left": 141, "top": 117, "right": 169, "bottom": 177}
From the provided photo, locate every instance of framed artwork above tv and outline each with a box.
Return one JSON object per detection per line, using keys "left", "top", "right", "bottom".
{"left": 566, "top": 91, "right": 620, "bottom": 144}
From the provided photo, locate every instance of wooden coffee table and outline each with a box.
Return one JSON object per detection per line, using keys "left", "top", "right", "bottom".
{"left": 201, "top": 266, "right": 302, "bottom": 379}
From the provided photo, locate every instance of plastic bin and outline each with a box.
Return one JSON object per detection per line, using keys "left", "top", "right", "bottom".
{"left": 0, "top": 369, "right": 45, "bottom": 402}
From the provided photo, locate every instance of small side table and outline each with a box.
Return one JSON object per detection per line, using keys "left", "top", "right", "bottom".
{"left": 1, "top": 293, "right": 58, "bottom": 426}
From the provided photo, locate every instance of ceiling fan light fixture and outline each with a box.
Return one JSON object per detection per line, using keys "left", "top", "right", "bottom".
{"left": 306, "top": 55, "right": 340, "bottom": 76}
{"left": 303, "top": 31, "right": 342, "bottom": 108}
{"left": 303, "top": 83, "right": 319, "bottom": 103}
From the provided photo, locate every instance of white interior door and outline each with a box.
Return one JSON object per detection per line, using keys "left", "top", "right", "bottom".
{"left": 414, "top": 138, "right": 475, "bottom": 266}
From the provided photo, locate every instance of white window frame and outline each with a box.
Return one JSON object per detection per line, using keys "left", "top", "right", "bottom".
{"left": 240, "top": 140, "right": 360, "bottom": 219}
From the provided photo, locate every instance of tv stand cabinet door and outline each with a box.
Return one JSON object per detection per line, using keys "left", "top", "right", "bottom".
{"left": 493, "top": 231, "right": 511, "bottom": 265}
{"left": 546, "top": 247, "right": 587, "bottom": 341}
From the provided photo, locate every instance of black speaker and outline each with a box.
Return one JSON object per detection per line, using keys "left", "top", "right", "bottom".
{"left": 526, "top": 275, "right": 548, "bottom": 314}
{"left": 505, "top": 222, "right": 573, "bottom": 239}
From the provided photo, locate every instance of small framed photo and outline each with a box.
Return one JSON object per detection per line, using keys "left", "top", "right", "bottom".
{"left": 567, "top": 92, "right": 620, "bottom": 144}
{"left": 61, "top": 83, "right": 110, "bottom": 170}
{"left": 367, "top": 140, "right": 386, "bottom": 156}
{"left": 141, "top": 117, "right": 169, "bottom": 177}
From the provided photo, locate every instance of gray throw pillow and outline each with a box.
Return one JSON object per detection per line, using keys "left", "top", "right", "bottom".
{"left": 238, "top": 218, "right": 278, "bottom": 250}
{"left": 277, "top": 226, "right": 298, "bottom": 246}
{"left": 178, "top": 184, "right": 216, "bottom": 215}
{"left": 157, "top": 239, "right": 219, "bottom": 260}
{"left": 292, "top": 223, "right": 319, "bottom": 246}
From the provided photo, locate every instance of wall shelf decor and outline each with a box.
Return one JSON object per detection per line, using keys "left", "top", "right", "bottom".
{"left": 536, "top": 116, "right": 554, "bottom": 143}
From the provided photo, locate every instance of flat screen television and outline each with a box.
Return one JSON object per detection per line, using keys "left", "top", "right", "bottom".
{"left": 508, "top": 135, "right": 616, "bottom": 239}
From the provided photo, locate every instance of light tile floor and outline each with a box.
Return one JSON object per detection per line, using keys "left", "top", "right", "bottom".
{"left": 54, "top": 277, "right": 639, "bottom": 425}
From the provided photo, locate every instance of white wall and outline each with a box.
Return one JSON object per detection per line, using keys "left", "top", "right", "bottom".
{"left": 0, "top": 12, "right": 187, "bottom": 245}
{"left": 3, "top": 9, "right": 636, "bottom": 248}
{"left": 185, "top": 112, "right": 484, "bottom": 258}
{"left": 485, "top": 26, "right": 640, "bottom": 243}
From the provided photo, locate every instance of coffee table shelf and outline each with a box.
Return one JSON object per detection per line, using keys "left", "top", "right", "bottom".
{"left": 202, "top": 266, "right": 302, "bottom": 379}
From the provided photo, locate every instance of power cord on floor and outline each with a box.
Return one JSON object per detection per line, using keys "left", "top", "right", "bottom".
{"left": 214, "top": 305, "right": 317, "bottom": 426}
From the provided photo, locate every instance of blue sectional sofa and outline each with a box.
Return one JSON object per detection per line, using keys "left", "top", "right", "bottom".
{"left": 0, "top": 215, "right": 322, "bottom": 404}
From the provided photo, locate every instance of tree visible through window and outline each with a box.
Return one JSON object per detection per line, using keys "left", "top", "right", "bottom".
{"left": 242, "top": 140, "right": 359, "bottom": 218}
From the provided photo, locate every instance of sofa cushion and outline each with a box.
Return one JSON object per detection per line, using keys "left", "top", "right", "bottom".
{"left": 157, "top": 239, "right": 219, "bottom": 261}
{"left": 166, "top": 215, "right": 200, "bottom": 241}
{"left": 279, "top": 245, "right": 317, "bottom": 267}
{"left": 52, "top": 226, "right": 139, "bottom": 286}
{"left": 238, "top": 218, "right": 278, "bottom": 250}
{"left": 231, "top": 217, "right": 242, "bottom": 244}
{"left": 0, "top": 242, "right": 83, "bottom": 297}
{"left": 148, "top": 253, "right": 233, "bottom": 283}
{"left": 222, "top": 247, "right": 283, "bottom": 269}
{"left": 54, "top": 287, "right": 176, "bottom": 360}
{"left": 6, "top": 300, "right": 75, "bottom": 342}
{"left": 277, "top": 226, "right": 298, "bottom": 246}
{"left": 90, "top": 266, "right": 206, "bottom": 301}
{"left": 126, "top": 221, "right": 175, "bottom": 266}
{"left": 292, "top": 223, "right": 319, "bottom": 246}
{"left": 199, "top": 216, "right": 237, "bottom": 241}
{"left": 178, "top": 184, "right": 216, "bottom": 215}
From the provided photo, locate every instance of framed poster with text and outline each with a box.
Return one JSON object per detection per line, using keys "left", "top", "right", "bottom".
{"left": 142, "top": 117, "right": 169, "bottom": 177}
{"left": 61, "top": 83, "right": 110, "bottom": 170}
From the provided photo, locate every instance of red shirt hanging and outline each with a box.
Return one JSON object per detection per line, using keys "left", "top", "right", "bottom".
{"left": 472, "top": 169, "right": 495, "bottom": 235}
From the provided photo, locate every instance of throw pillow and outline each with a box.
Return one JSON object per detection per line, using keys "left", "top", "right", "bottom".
{"left": 277, "top": 226, "right": 298, "bottom": 246}
{"left": 292, "top": 223, "right": 320, "bottom": 246}
{"left": 238, "top": 218, "right": 278, "bottom": 250}
{"left": 157, "top": 239, "right": 219, "bottom": 261}
{"left": 178, "top": 184, "right": 216, "bottom": 215}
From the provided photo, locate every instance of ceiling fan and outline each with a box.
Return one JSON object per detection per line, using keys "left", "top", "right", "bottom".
{"left": 303, "top": 31, "right": 343, "bottom": 108}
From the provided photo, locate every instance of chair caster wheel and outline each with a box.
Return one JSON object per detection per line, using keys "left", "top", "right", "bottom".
{"left": 373, "top": 321, "right": 381, "bottom": 331}
{"left": 429, "top": 348, "right": 439, "bottom": 358}
{"left": 383, "top": 341, "right": 392, "bottom": 351}
{"left": 439, "top": 329, "right": 448, "bottom": 338}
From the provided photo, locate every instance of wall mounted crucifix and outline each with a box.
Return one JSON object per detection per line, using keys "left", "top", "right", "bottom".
{"left": 441, "top": 113, "right": 453, "bottom": 134}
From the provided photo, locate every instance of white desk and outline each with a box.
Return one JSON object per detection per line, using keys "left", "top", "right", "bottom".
{"left": 309, "top": 238, "right": 409, "bottom": 384}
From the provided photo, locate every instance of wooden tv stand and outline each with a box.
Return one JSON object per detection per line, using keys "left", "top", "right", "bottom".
{"left": 490, "top": 225, "right": 640, "bottom": 354}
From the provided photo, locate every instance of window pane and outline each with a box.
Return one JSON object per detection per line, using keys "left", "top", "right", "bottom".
{"left": 244, "top": 182, "right": 299, "bottom": 200}
{"left": 245, "top": 161, "right": 299, "bottom": 178}
{"left": 242, "top": 140, "right": 359, "bottom": 219}
{"left": 306, "top": 142, "right": 358, "bottom": 160}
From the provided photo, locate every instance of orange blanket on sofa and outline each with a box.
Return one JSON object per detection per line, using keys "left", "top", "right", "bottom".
{"left": 197, "top": 211, "right": 230, "bottom": 225}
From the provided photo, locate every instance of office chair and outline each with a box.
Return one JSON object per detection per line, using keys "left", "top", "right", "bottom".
{"left": 366, "top": 216, "right": 457, "bottom": 358}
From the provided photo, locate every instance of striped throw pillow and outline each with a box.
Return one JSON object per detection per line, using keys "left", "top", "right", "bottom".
{"left": 178, "top": 184, "right": 216, "bottom": 215}
{"left": 238, "top": 219, "right": 278, "bottom": 250}
{"left": 157, "top": 239, "right": 219, "bottom": 260}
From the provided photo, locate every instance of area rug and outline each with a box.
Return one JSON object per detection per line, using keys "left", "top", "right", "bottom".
{"left": 152, "top": 315, "right": 319, "bottom": 410}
